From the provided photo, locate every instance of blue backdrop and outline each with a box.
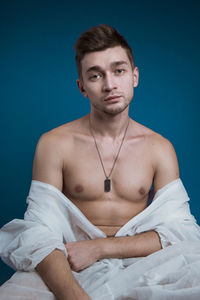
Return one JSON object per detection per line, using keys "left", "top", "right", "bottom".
{"left": 1, "top": 0, "right": 200, "bottom": 285}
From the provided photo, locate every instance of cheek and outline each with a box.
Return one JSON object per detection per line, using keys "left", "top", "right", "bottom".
{"left": 86, "top": 84, "right": 100, "bottom": 98}
{"left": 121, "top": 77, "right": 134, "bottom": 92}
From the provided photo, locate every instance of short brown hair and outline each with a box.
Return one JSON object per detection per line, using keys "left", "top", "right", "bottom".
{"left": 74, "top": 24, "right": 135, "bottom": 78}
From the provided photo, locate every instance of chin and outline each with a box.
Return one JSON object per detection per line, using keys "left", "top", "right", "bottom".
{"left": 103, "top": 104, "right": 129, "bottom": 115}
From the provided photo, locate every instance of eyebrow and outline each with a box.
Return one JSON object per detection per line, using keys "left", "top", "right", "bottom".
{"left": 86, "top": 60, "right": 129, "bottom": 74}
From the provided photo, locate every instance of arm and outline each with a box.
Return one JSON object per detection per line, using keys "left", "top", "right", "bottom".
{"left": 33, "top": 133, "right": 90, "bottom": 300}
{"left": 98, "top": 231, "right": 161, "bottom": 259}
{"left": 65, "top": 231, "right": 161, "bottom": 271}
{"left": 151, "top": 135, "right": 180, "bottom": 195}
{"left": 36, "top": 250, "right": 90, "bottom": 300}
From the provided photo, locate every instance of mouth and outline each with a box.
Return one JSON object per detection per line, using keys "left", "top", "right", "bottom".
{"left": 104, "top": 95, "right": 121, "bottom": 103}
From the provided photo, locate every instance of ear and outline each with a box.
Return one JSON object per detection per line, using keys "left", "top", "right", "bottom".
{"left": 76, "top": 79, "right": 88, "bottom": 98}
{"left": 133, "top": 67, "right": 139, "bottom": 88}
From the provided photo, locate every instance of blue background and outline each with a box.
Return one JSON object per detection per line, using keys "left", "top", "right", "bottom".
{"left": 1, "top": 0, "right": 200, "bottom": 285}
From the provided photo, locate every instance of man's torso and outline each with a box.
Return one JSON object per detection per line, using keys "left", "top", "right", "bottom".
{"left": 44, "top": 115, "right": 160, "bottom": 237}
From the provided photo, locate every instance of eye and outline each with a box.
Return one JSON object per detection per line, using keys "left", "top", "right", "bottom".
{"left": 89, "top": 74, "right": 102, "bottom": 81}
{"left": 115, "top": 69, "right": 125, "bottom": 75}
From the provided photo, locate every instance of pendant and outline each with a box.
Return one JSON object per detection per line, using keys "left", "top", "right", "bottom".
{"left": 104, "top": 178, "right": 111, "bottom": 192}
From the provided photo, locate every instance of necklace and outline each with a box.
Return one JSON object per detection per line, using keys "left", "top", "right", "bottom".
{"left": 89, "top": 116, "right": 130, "bottom": 192}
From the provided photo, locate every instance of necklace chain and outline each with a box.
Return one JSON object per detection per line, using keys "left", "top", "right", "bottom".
{"left": 89, "top": 116, "right": 130, "bottom": 181}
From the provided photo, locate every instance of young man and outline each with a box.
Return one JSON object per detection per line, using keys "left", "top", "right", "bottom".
{"left": 1, "top": 25, "right": 200, "bottom": 300}
{"left": 33, "top": 25, "right": 178, "bottom": 299}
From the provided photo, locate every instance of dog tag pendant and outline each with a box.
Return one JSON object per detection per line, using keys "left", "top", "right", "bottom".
{"left": 104, "top": 178, "right": 111, "bottom": 192}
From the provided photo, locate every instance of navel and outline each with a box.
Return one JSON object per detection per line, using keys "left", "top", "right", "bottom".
{"left": 75, "top": 184, "right": 84, "bottom": 193}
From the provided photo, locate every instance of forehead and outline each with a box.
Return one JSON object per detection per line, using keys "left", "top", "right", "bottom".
{"left": 81, "top": 46, "right": 131, "bottom": 72}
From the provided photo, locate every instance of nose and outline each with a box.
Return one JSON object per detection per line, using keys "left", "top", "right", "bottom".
{"left": 102, "top": 73, "right": 117, "bottom": 92}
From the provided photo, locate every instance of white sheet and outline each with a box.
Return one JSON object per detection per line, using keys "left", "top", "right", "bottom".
{"left": 0, "top": 178, "right": 200, "bottom": 299}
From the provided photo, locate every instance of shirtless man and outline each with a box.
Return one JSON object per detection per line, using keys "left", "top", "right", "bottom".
{"left": 34, "top": 25, "right": 179, "bottom": 300}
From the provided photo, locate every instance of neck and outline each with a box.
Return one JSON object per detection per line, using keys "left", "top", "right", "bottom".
{"left": 89, "top": 108, "right": 130, "bottom": 140}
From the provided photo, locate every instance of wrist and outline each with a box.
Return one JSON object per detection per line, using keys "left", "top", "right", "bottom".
{"left": 96, "top": 237, "right": 114, "bottom": 259}
{"left": 97, "top": 236, "right": 127, "bottom": 259}
{"left": 95, "top": 238, "right": 107, "bottom": 260}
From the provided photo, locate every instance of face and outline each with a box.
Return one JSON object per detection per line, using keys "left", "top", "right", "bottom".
{"left": 77, "top": 46, "right": 139, "bottom": 116}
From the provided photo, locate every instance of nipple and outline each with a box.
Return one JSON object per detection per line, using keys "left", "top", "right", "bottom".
{"left": 75, "top": 184, "right": 84, "bottom": 193}
{"left": 139, "top": 187, "right": 146, "bottom": 195}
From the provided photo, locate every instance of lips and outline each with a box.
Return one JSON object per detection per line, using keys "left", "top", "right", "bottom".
{"left": 104, "top": 95, "right": 121, "bottom": 102}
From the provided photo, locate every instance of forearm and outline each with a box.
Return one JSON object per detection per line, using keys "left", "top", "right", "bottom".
{"left": 99, "top": 230, "right": 162, "bottom": 259}
{"left": 35, "top": 249, "right": 90, "bottom": 300}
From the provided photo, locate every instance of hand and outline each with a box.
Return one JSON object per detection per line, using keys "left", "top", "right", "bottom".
{"left": 65, "top": 239, "right": 103, "bottom": 272}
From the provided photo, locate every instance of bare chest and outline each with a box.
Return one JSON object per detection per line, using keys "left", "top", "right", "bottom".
{"left": 63, "top": 139, "right": 153, "bottom": 209}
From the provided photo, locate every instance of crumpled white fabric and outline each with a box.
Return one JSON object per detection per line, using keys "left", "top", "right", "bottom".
{"left": 0, "top": 178, "right": 200, "bottom": 299}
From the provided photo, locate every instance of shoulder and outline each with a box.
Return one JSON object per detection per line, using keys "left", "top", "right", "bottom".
{"left": 150, "top": 133, "right": 180, "bottom": 192}
{"left": 146, "top": 131, "right": 176, "bottom": 159}
{"left": 146, "top": 134, "right": 178, "bottom": 176}
{"left": 32, "top": 116, "right": 89, "bottom": 188}
{"left": 140, "top": 124, "right": 178, "bottom": 172}
{"left": 130, "top": 120, "right": 179, "bottom": 191}
{"left": 36, "top": 115, "right": 89, "bottom": 152}
{"left": 130, "top": 120, "right": 175, "bottom": 155}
